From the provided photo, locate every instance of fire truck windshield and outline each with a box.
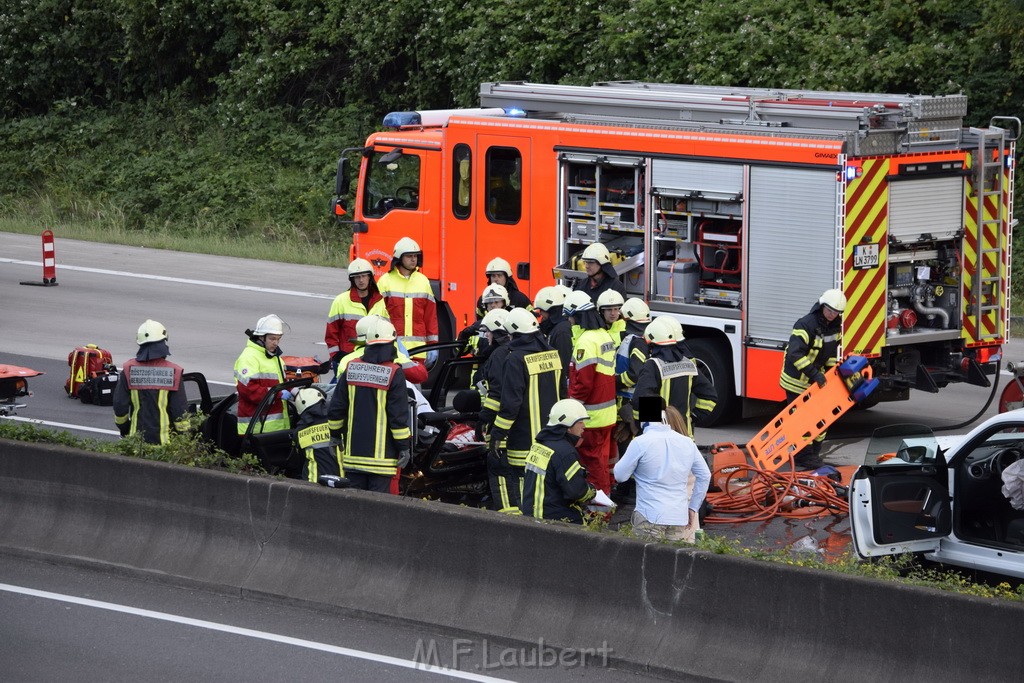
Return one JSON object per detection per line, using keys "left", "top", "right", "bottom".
{"left": 362, "top": 149, "right": 420, "bottom": 217}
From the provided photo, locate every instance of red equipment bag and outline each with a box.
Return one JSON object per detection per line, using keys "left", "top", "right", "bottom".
{"left": 66, "top": 344, "right": 114, "bottom": 398}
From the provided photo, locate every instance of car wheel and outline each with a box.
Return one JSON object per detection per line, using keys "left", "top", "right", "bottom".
{"left": 687, "top": 337, "right": 738, "bottom": 427}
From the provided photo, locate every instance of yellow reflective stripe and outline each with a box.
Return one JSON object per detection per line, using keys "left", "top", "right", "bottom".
{"left": 114, "top": 412, "right": 129, "bottom": 425}
{"left": 305, "top": 448, "right": 319, "bottom": 482}
{"left": 793, "top": 357, "right": 812, "bottom": 369}
{"left": 375, "top": 390, "right": 387, "bottom": 457}
{"left": 483, "top": 396, "right": 500, "bottom": 410}
{"left": 531, "top": 475, "right": 544, "bottom": 518}
{"left": 129, "top": 391, "right": 141, "bottom": 436}
{"left": 529, "top": 375, "right": 540, "bottom": 440}
{"left": 494, "top": 416, "right": 514, "bottom": 430}
{"left": 157, "top": 390, "right": 169, "bottom": 443}
{"left": 328, "top": 418, "right": 344, "bottom": 431}
{"left": 565, "top": 461, "right": 582, "bottom": 479}
{"left": 391, "top": 426, "right": 411, "bottom": 441}
{"left": 498, "top": 477, "right": 512, "bottom": 511}
{"left": 792, "top": 329, "right": 810, "bottom": 343}
{"left": 344, "top": 455, "right": 397, "bottom": 475}
{"left": 695, "top": 398, "right": 716, "bottom": 411}
{"left": 508, "top": 449, "right": 530, "bottom": 467}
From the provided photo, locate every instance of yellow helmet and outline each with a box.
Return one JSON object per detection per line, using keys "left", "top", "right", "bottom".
{"left": 644, "top": 316, "right": 684, "bottom": 345}
{"left": 136, "top": 319, "right": 167, "bottom": 345}
{"left": 480, "top": 308, "right": 509, "bottom": 333}
{"left": 393, "top": 236, "right": 422, "bottom": 259}
{"left": 621, "top": 298, "right": 651, "bottom": 323}
{"left": 548, "top": 398, "right": 589, "bottom": 427}
{"left": 581, "top": 242, "right": 611, "bottom": 265}
{"left": 485, "top": 257, "right": 513, "bottom": 276}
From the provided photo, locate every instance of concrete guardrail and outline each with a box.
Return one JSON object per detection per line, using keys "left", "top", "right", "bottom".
{"left": 2, "top": 439, "right": 1022, "bottom": 681}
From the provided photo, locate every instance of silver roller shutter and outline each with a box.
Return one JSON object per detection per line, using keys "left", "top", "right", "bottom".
{"left": 651, "top": 159, "right": 743, "bottom": 196}
{"left": 746, "top": 167, "right": 840, "bottom": 345}
{"left": 889, "top": 176, "right": 963, "bottom": 243}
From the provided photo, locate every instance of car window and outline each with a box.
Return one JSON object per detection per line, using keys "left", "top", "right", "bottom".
{"left": 864, "top": 423, "right": 940, "bottom": 466}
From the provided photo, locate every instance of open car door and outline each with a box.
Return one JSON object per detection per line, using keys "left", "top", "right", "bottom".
{"left": 849, "top": 424, "right": 952, "bottom": 558}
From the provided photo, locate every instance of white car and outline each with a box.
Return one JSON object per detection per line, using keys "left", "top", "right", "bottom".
{"left": 849, "top": 410, "right": 1024, "bottom": 579}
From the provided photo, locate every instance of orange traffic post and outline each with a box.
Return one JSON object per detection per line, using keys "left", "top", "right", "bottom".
{"left": 20, "top": 230, "right": 59, "bottom": 287}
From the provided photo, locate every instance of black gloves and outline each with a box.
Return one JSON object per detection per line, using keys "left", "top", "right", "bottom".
{"left": 812, "top": 371, "right": 827, "bottom": 388}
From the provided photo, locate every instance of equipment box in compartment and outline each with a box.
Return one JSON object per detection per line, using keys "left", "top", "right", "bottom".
{"left": 656, "top": 258, "right": 699, "bottom": 303}
{"left": 568, "top": 192, "right": 596, "bottom": 213}
{"left": 568, "top": 218, "right": 598, "bottom": 242}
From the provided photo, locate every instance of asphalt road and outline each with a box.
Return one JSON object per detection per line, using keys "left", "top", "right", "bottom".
{"left": 1, "top": 553, "right": 665, "bottom": 682}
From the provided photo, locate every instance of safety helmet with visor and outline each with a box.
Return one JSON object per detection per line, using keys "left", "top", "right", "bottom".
{"left": 819, "top": 289, "right": 847, "bottom": 314}
{"left": 548, "top": 398, "right": 589, "bottom": 427}
{"left": 505, "top": 308, "right": 540, "bottom": 334}
{"left": 644, "top": 316, "right": 684, "bottom": 346}
{"left": 136, "top": 319, "right": 168, "bottom": 345}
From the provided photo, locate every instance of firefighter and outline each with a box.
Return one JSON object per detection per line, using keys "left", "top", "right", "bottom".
{"left": 572, "top": 242, "right": 626, "bottom": 302}
{"left": 568, "top": 289, "right": 622, "bottom": 495}
{"left": 328, "top": 316, "right": 412, "bottom": 493}
{"left": 113, "top": 319, "right": 187, "bottom": 445}
{"left": 475, "top": 257, "right": 531, "bottom": 316}
{"left": 614, "top": 298, "right": 651, "bottom": 449}
{"left": 520, "top": 398, "right": 597, "bottom": 523}
{"left": 780, "top": 288, "right": 846, "bottom": 469}
{"left": 337, "top": 314, "right": 428, "bottom": 386}
{"left": 377, "top": 237, "right": 439, "bottom": 365}
{"left": 325, "top": 257, "right": 386, "bottom": 376}
{"left": 631, "top": 316, "right": 717, "bottom": 438}
{"left": 490, "top": 308, "right": 562, "bottom": 513}
{"left": 458, "top": 283, "right": 509, "bottom": 357}
{"left": 234, "top": 314, "right": 291, "bottom": 435}
{"left": 292, "top": 387, "right": 344, "bottom": 483}
{"left": 534, "top": 285, "right": 573, "bottom": 398}
{"left": 475, "top": 308, "right": 512, "bottom": 427}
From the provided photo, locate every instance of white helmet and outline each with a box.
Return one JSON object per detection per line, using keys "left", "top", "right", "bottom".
{"left": 347, "top": 258, "right": 374, "bottom": 278}
{"left": 352, "top": 314, "right": 386, "bottom": 344}
{"left": 581, "top": 242, "right": 611, "bottom": 265}
{"left": 481, "top": 283, "right": 510, "bottom": 307}
{"left": 533, "top": 285, "right": 567, "bottom": 312}
{"left": 621, "top": 298, "right": 651, "bottom": 323}
{"left": 136, "top": 319, "right": 168, "bottom": 345}
{"left": 819, "top": 288, "right": 847, "bottom": 313}
{"left": 364, "top": 316, "right": 397, "bottom": 344}
{"left": 480, "top": 308, "right": 509, "bottom": 333}
{"left": 644, "top": 316, "right": 684, "bottom": 345}
{"left": 596, "top": 289, "right": 625, "bottom": 310}
{"left": 485, "top": 257, "right": 512, "bottom": 277}
{"left": 293, "top": 387, "right": 326, "bottom": 416}
{"left": 553, "top": 284, "right": 573, "bottom": 300}
{"left": 393, "top": 236, "right": 422, "bottom": 259}
{"left": 505, "top": 307, "right": 540, "bottom": 334}
{"left": 253, "top": 314, "right": 289, "bottom": 336}
{"left": 563, "top": 290, "right": 595, "bottom": 315}
{"left": 548, "top": 398, "right": 589, "bottom": 427}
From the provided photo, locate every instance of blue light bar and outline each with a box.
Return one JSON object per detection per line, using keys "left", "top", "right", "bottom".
{"left": 382, "top": 111, "right": 422, "bottom": 128}
{"left": 504, "top": 108, "right": 527, "bottom": 118}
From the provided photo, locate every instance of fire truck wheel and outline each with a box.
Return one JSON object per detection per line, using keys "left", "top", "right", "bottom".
{"left": 687, "top": 337, "right": 738, "bottom": 427}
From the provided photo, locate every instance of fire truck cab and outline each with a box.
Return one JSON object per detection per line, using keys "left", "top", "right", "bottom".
{"left": 333, "top": 82, "right": 1018, "bottom": 425}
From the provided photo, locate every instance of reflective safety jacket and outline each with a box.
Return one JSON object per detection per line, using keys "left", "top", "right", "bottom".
{"left": 113, "top": 357, "right": 187, "bottom": 444}
{"left": 234, "top": 339, "right": 289, "bottom": 435}
{"left": 492, "top": 334, "right": 561, "bottom": 467}
{"left": 327, "top": 344, "right": 411, "bottom": 476}
{"left": 569, "top": 310, "right": 617, "bottom": 428}
{"left": 337, "top": 346, "right": 427, "bottom": 385}
{"left": 780, "top": 302, "right": 841, "bottom": 394}
{"left": 520, "top": 424, "right": 596, "bottom": 523}
{"left": 295, "top": 400, "right": 344, "bottom": 482}
{"left": 540, "top": 307, "right": 573, "bottom": 398}
{"left": 476, "top": 334, "right": 513, "bottom": 428}
{"left": 377, "top": 267, "right": 438, "bottom": 355}
{"left": 325, "top": 287, "right": 385, "bottom": 357}
{"left": 616, "top": 321, "right": 650, "bottom": 399}
{"left": 632, "top": 343, "right": 717, "bottom": 436}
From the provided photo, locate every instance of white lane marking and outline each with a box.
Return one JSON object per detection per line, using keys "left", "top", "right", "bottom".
{"left": 0, "top": 259, "right": 334, "bottom": 300}
{"left": 0, "top": 583, "right": 514, "bottom": 683}
{"left": 0, "top": 415, "right": 120, "bottom": 435}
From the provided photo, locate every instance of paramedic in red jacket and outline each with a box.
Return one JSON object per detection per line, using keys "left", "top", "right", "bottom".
{"left": 377, "top": 237, "right": 438, "bottom": 365}
{"left": 325, "top": 257, "right": 385, "bottom": 376}
{"left": 113, "top": 319, "right": 187, "bottom": 444}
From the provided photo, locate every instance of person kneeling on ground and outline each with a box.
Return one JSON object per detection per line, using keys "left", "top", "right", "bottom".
{"left": 520, "top": 398, "right": 596, "bottom": 523}
{"left": 614, "top": 396, "right": 710, "bottom": 543}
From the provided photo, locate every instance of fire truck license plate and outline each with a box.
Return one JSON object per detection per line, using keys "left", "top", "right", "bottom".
{"left": 853, "top": 243, "right": 880, "bottom": 269}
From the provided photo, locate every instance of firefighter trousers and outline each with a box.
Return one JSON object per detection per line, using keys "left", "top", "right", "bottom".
{"left": 578, "top": 425, "right": 616, "bottom": 495}
{"left": 488, "top": 448, "right": 523, "bottom": 514}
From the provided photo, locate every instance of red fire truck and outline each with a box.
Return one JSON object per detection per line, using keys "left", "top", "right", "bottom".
{"left": 332, "top": 81, "right": 1018, "bottom": 424}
